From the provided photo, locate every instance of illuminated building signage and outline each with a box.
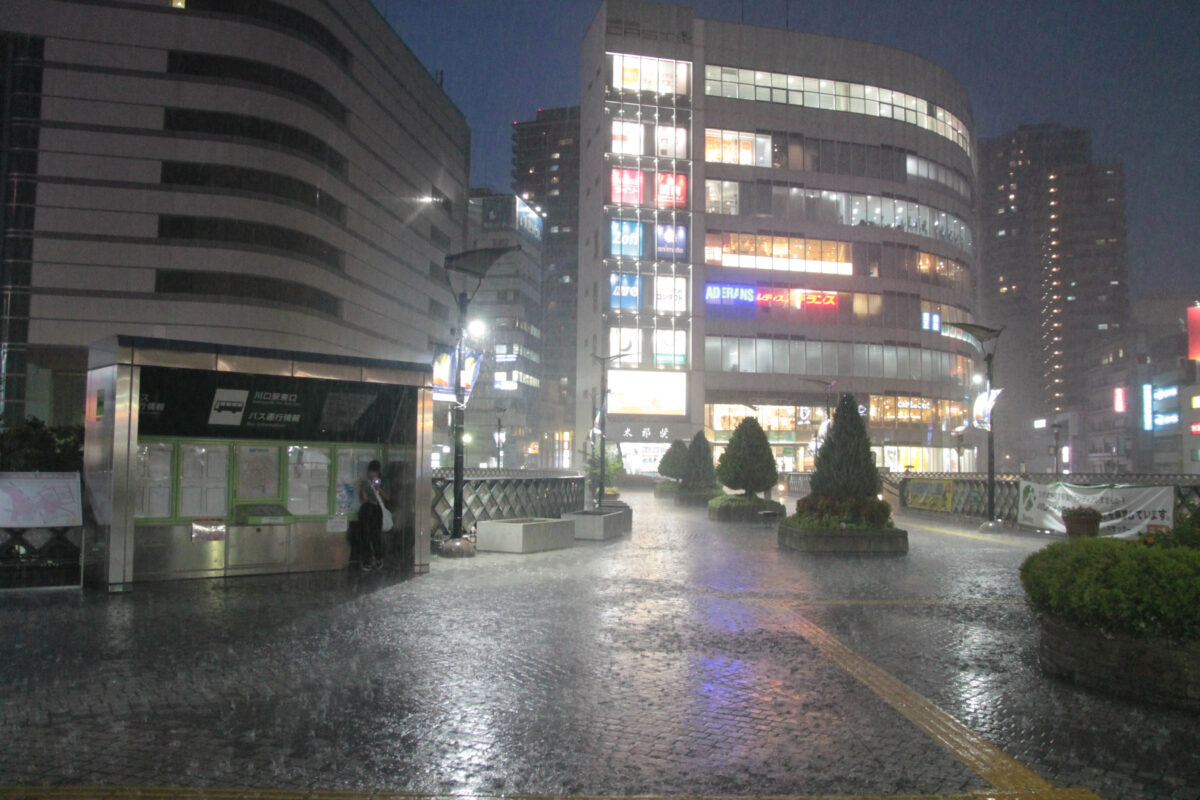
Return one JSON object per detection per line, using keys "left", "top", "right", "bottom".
{"left": 607, "top": 370, "right": 687, "bottom": 416}
{"left": 515, "top": 196, "right": 542, "bottom": 243}
{"left": 610, "top": 220, "right": 643, "bottom": 257}
{"left": 1142, "top": 384, "right": 1153, "bottom": 431}
{"left": 654, "top": 173, "right": 687, "bottom": 207}
{"left": 1191, "top": 422, "right": 1200, "bottom": 435}
{"left": 609, "top": 274, "right": 641, "bottom": 309}
{"left": 611, "top": 168, "right": 644, "bottom": 205}
{"left": 655, "top": 224, "right": 687, "bottom": 259}
{"left": 1153, "top": 385, "right": 1178, "bottom": 402}
{"left": 704, "top": 283, "right": 838, "bottom": 318}
{"left": 1113, "top": 387, "right": 1126, "bottom": 413}
{"left": 611, "top": 120, "right": 643, "bottom": 155}
{"left": 1154, "top": 413, "right": 1179, "bottom": 427}
{"left": 1190, "top": 306, "right": 1200, "bottom": 360}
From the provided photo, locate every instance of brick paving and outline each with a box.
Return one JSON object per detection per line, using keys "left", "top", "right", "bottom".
{"left": 1, "top": 491, "right": 1197, "bottom": 798}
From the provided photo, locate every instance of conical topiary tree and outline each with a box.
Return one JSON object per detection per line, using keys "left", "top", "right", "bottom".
{"left": 716, "top": 416, "right": 778, "bottom": 497}
{"left": 658, "top": 438, "right": 689, "bottom": 482}
{"left": 681, "top": 431, "right": 716, "bottom": 489}
{"left": 810, "top": 393, "right": 880, "bottom": 499}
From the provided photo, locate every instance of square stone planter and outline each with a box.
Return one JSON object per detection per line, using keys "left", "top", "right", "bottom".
{"left": 566, "top": 506, "right": 631, "bottom": 540}
{"left": 777, "top": 523, "right": 908, "bottom": 555}
{"left": 475, "top": 517, "right": 575, "bottom": 553}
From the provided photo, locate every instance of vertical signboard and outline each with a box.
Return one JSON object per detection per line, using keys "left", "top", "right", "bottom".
{"left": 654, "top": 173, "right": 688, "bottom": 207}
{"left": 610, "top": 220, "right": 643, "bottom": 257}
{"left": 1189, "top": 306, "right": 1200, "bottom": 360}
{"left": 609, "top": 274, "right": 642, "bottom": 310}
{"left": 611, "top": 168, "right": 644, "bottom": 205}
{"left": 655, "top": 224, "right": 687, "bottom": 259}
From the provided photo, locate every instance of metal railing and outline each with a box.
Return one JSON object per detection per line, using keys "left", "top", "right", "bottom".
{"left": 430, "top": 469, "right": 586, "bottom": 543}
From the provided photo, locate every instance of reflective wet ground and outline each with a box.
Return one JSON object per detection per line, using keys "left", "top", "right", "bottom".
{"left": 2, "top": 491, "right": 1197, "bottom": 798}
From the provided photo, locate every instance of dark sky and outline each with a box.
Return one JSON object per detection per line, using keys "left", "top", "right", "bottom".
{"left": 381, "top": 0, "right": 1200, "bottom": 299}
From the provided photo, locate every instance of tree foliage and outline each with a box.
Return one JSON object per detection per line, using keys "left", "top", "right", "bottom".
{"left": 715, "top": 416, "right": 778, "bottom": 497}
{"left": 681, "top": 431, "right": 716, "bottom": 489}
{"left": 0, "top": 418, "right": 84, "bottom": 472}
{"left": 657, "top": 439, "right": 689, "bottom": 482}
{"left": 810, "top": 393, "right": 880, "bottom": 499}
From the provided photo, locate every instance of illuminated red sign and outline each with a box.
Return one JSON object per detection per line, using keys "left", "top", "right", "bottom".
{"left": 1189, "top": 306, "right": 1200, "bottom": 360}
{"left": 611, "top": 168, "right": 643, "bottom": 205}
{"left": 1114, "top": 386, "right": 1126, "bottom": 413}
{"left": 1192, "top": 422, "right": 1200, "bottom": 435}
{"left": 754, "top": 289, "right": 839, "bottom": 310}
{"left": 654, "top": 173, "right": 687, "bottom": 207}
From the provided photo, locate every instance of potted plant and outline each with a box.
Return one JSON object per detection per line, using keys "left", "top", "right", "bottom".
{"left": 1061, "top": 505, "right": 1102, "bottom": 538}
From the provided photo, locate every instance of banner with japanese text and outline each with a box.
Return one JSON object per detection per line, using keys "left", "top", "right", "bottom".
{"left": 1017, "top": 480, "right": 1174, "bottom": 537}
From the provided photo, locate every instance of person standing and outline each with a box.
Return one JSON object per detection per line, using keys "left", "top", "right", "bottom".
{"left": 357, "top": 460, "right": 388, "bottom": 570}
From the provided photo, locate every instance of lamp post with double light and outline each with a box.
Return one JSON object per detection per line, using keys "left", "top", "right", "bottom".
{"left": 946, "top": 322, "right": 1004, "bottom": 531}
{"left": 441, "top": 246, "right": 519, "bottom": 554}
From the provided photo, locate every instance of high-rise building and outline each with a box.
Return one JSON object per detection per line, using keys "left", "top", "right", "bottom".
{"left": 577, "top": 0, "right": 981, "bottom": 475}
{"left": 511, "top": 106, "right": 581, "bottom": 465}
{"left": 0, "top": 0, "right": 470, "bottom": 427}
{"left": 979, "top": 124, "right": 1129, "bottom": 468}
{"left": 457, "top": 190, "right": 547, "bottom": 468}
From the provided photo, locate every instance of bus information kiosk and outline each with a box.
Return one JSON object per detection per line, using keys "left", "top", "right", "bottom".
{"left": 84, "top": 337, "right": 433, "bottom": 590}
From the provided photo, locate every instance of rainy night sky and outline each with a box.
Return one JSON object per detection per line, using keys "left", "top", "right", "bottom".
{"left": 381, "top": 0, "right": 1200, "bottom": 299}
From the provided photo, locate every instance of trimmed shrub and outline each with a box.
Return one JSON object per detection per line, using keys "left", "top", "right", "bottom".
{"left": 681, "top": 431, "right": 716, "bottom": 490}
{"left": 658, "top": 439, "right": 689, "bottom": 482}
{"left": 0, "top": 418, "right": 84, "bottom": 472}
{"left": 653, "top": 480, "right": 680, "bottom": 498}
{"left": 715, "top": 416, "right": 778, "bottom": 498}
{"left": 1020, "top": 538, "right": 1200, "bottom": 641}
{"left": 791, "top": 494, "right": 892, "bottom": 529}
{"left": 810, "top": 393, "right": 881, "bottom": 499}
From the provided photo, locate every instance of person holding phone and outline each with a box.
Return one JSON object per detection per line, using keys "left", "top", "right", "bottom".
{"left": 356, "top": 460, "right": 388, "bottom": 570}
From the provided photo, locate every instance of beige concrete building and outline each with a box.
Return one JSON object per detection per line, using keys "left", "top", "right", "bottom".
{"left": 0, "top": 0, "right": 470, "bottom": 426}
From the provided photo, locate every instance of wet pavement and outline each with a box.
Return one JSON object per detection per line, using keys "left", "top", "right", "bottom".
{"left": 2, "top": 491, "right": 1198, "bottom": 799}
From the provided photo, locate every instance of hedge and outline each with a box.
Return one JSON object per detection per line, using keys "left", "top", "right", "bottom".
{"left": 1020, "top": 538, "right": 1200, "bottom": 641}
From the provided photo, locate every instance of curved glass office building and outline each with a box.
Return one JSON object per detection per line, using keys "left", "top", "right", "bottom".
{"left": 577, "top": 0, "right": 981, "bottom": 473}
{"left": 0, "top": 0, "right": 468, "bottom": 425}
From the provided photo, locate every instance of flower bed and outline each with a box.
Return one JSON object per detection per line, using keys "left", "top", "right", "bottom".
{"left": 777, "top": 519, "right": 908, "bottom": 554}
{"left": 707, "top": 494, "right": 785, "bottom": 522}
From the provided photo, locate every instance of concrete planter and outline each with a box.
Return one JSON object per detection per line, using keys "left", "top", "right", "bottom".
{"left": 475, "top": 517, "right": 575, "bottom": 553}
{"left": 1036, "top": 613, "right": 1200, "bottom": 710}
{"left": 777, "top": 523, "right": 908, "bottom": 555}
{"left": 675, "top": 488, "right": 723, "bottom": 507}
{"left": 565, "top": 506, "right": 631, "bottom": 540}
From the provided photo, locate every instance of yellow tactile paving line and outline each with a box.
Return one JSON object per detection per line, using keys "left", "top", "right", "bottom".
{"left": 755, "top": 601, "right": 1102, "bottom": 800}
{"left": 0, "top": 788, "right": 1109, "bottom": 799}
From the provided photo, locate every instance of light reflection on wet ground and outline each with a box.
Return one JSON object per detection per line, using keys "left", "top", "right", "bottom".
{"left": 1, "top": 492, "right": 1196, "bottom": 798}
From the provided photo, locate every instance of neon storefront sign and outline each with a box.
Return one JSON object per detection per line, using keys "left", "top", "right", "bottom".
{"left": 704, "top": 283, "right": 838, "bottom": 309}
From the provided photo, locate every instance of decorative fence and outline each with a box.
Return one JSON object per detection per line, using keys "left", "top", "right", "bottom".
{"left": 430, "top": 469, "right": 586, "bottom": 543}
{"left": 1, "top": 525, "right": 83, "bottom": 590}
{"left": 892, "top": 472, "right": 1200, "bottom": 523}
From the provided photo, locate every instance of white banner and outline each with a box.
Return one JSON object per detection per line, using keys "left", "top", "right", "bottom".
{"left": 1017, "top": 480, "right": 1174, "bottom": 537}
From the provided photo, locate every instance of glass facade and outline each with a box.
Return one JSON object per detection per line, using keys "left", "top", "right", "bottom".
{"left": 703, "top": 64, "right": 971, "bottom": 156}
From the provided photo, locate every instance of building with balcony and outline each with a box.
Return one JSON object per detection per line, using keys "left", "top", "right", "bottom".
{"left": 576, "top": 0, "right": 981, "bottom": 474}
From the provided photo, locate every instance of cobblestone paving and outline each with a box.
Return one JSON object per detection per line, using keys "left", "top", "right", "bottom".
{"left": 2, "top": 492, "right": 1197, "bottom": 798}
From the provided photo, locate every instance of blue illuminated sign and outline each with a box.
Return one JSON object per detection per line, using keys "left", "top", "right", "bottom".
{"left": 704, "top": 283, "right": 756, "bottom": 304}
{"left": 704, "top": 282, "right": 756, "bottom": 320}
{"left": 610, "top": 274, "right": 642, "bottom": 309}
{"left": 655, "top": 224, "right": 687, "bottom": 260}
{"left": 610, "top": 220, "right": 643, "bottom": 257}
{"left": 515, "top": 196, "right": 543, "bottom": 243}
{"left": 1143, "top": 383, "right": 1154, "bottom": 431}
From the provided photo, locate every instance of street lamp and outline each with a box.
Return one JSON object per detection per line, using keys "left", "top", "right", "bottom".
{"left": 946, "top": 322, "right": 1004, "bottom": 531}
{"left": 441, "top": 246, "right": 519, "bottom": 554}
{"left": 591, "top": 348, "right": 629, "bottom": 510}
